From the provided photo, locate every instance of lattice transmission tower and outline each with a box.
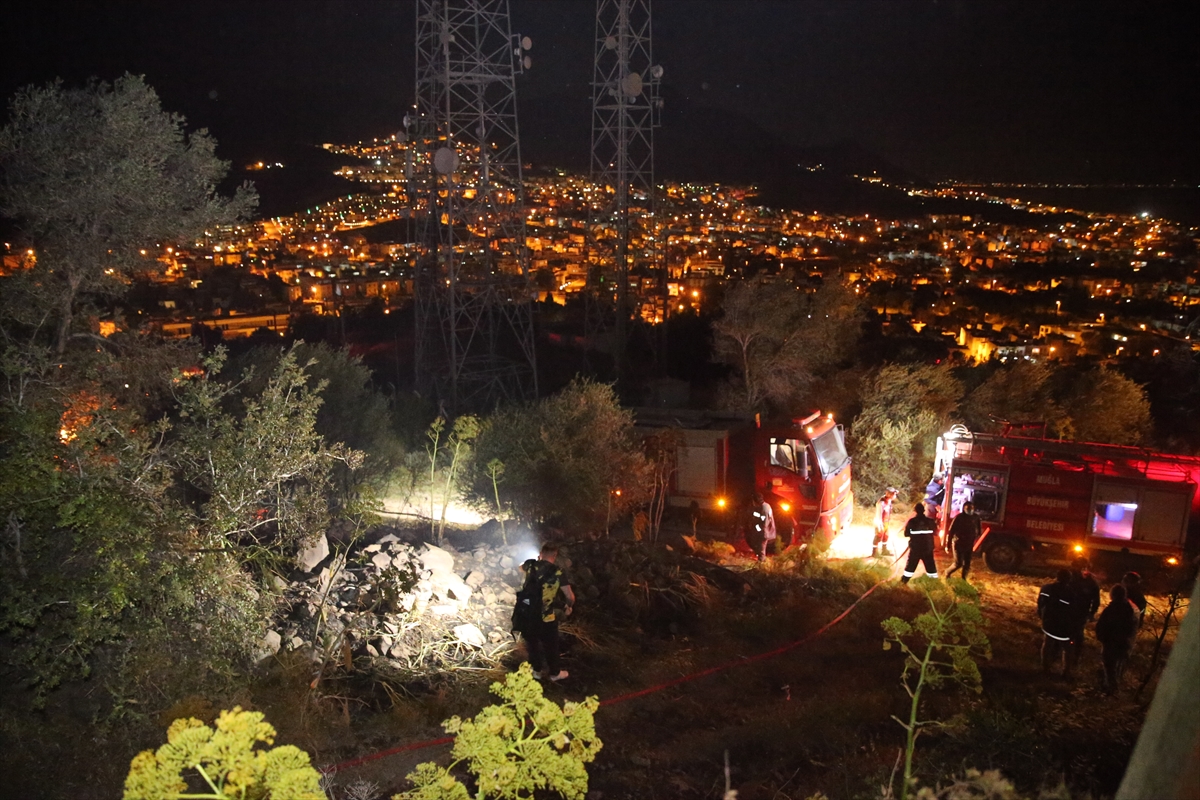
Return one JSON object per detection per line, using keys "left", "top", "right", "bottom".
{"left": 410, "top": 0, "right": 537, "bottom": 411}
{"left": 587, "top": 0, "right": 663, "bottom": 382}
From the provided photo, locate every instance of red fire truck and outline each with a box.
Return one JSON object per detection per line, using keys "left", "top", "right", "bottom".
{"left": 635, "top": 409, "right": 855, "bottom": 545}
{"left": 932, "top": 425, "right": 1199, "bottom": 573}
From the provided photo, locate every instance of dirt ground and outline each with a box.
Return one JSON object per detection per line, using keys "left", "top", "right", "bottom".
{"left": 311, "top": 545, "right": 1184, "bottom": 800}
{"left": 0, "top": 539, "right": 1186, "bottom": 800}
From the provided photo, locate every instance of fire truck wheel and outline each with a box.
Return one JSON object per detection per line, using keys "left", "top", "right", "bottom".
{"left": 983, "top": 539, "right": 1023, "bottom": 574}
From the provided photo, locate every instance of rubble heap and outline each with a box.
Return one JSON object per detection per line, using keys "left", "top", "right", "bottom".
{"left": 256, "top": 531, "right": 535, "bottom": 678}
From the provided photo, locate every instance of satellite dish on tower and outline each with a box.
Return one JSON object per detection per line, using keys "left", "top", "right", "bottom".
{"left": 650, "top": 64, "right": 664, "bottom": 80}
{"left": 621, "top": 72, "right": 643, "bottom": 97}
{"left": 434, "top": 147, "right": 460, "bottom": 175}
{"left": 521, "top": 36, "right": 532, "bottom": 50}
{"left": 604, "top": 35, "right": 617, "bottom": 50}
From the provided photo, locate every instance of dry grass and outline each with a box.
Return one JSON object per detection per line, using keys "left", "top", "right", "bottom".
{"left": 543, "top": 558, "right": 1179, "bottom": 800}
{"left": 0, "top": 546, "right": 1182, "bottom": 800}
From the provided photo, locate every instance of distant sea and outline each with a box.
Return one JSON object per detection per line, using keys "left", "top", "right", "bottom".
{"left": 977, "top": 185, "right": 1200, "bottom": 227}
{"left": 230, "top": 138, "right": 1200, "bottom": 230}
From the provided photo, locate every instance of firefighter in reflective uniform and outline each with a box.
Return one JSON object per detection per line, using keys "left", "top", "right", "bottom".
{"left": 900, "top": 503, "right": 939, "bottom": 583}
{"left": 1038, "top": 569, "right": 1075, "bottom": 675}
{"left": 750, "top": 491, "right": 776, "bottom": 562}
{"left": 872, "top": 487, "right": 898, "bottom": 558}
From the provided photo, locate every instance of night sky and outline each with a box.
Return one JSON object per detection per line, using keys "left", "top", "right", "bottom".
{"left": 3, "top": 1, "right": 1198, "bottom": 186}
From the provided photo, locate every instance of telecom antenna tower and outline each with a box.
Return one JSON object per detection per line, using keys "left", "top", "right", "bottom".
{"left": 588, "top": 0, "right": 663, "bottom": 381}
{"left": 410, "top": 0, "right": 537, "bottom": 410}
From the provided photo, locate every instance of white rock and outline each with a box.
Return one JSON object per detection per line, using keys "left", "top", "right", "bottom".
{"left": 464, "top": 570, "right": 486, "bottom": 589}
{"left": 378, "top": 533, "right": 400, "bottom": 544}
{"left": 421, "top": 544, "right": 456, "bottom": 575}
{"left": 488, "top": 630, "right": 505, "bottom": 643}
{"left": 499, "top": 555, "right": 514, "bottom": 569}
{"left": 371, "top": 552, "right": 392, "bottom": 571}
{"left": 392, "top": 553, "right": 414, "bottom": 570}
{"left": 297, "top": 534, "right": 330, "bottom": 573}
{"left": 453, "top": 623, "right": 486, "bottom": 647}
{"left": 431, "top": 573, "right": 473, "bottom": 605}
{"left": 366, "top": 643, "right": 379, "bottom": 657}
{"left": 256, "top": 630, "right": 282, "bottom": 661}
{"left": 429, "top": 603, "right": 459, "bottom": 616}
{"left": 290, "top": 636, "right": 304, "bottom": 650}
{"left": 365, "top": 544, "right": 382, "bottom": 553}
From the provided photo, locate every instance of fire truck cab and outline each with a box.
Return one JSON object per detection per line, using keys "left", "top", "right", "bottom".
{"left": 933, "top": 425, "right": 1200, "bottom": 573}
{"left": 635, "top": 409, "right": 854, "bottom": 546}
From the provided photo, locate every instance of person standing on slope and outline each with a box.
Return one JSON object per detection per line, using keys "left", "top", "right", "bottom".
{"left": 514, "top": 543, "right": 576, "bottom": 681}
{"left": 872, "top": 487, "right": 898, "bottom": 558}
{"left": 944, "top": 501, "right": 982, "bottom": 580}
{"left": 751, "top": 491, "right": 776, "bottom": 562}
{"left": 900, "top": 503, "right": 939, "bottom": 584}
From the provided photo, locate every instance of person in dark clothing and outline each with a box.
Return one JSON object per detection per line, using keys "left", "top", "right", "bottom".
{"left": 1038, "top": 569, "right": 1076, "bottom": 675}
{"left": 1095, "top": 583, "right": 1140, "bottom": 693}
{"left": 900, "top": 503, "right": 939, "bottom": 583}
{"left": 516, "top": 543, "right": 575, "bottom": 681}
{"left": 1066, "top": 557, "right": 1102, "bottom": 676}
{"left": 944, "top": 501, "right": 982, "bottom": 580}
{"left": 1122, "top": 571, "right": 1147, "bottom": 627}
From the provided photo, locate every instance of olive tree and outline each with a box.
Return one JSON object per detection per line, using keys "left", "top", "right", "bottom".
{"left": 466, "top": 379, "right": 648, "bottom": 532}
{"left": 1060, "top": 367, "right": 1151, "bottom": 446}
{"left": 961, "top": 361, "right": 1068, "bottom": 436}
{"left": 852, "top": 363, "right": 963, "bottom": 501}
{"left": 0, "top": 74, "right": 255, "bottom": 353}
{"left": 712, "top": 276, "right": 862, "bottom": 412}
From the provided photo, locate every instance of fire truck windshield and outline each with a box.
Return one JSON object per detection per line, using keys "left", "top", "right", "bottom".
{"left": 811, "top": 427, "right": 849, "bottom": 477}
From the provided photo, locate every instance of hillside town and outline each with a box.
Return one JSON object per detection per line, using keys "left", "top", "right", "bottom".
{"left": 8, "top": 135, "right": 1195, "bottom": 369}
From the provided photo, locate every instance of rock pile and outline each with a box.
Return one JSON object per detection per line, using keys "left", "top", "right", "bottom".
{"left": 258, "top": 531, "right": 533, "bottom": 676}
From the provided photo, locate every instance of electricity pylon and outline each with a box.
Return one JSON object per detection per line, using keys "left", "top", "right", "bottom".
{"left": 587, "top": 0, "right": 663, "bottom": 383}
{"left": 410, "top": 0, "right": 537, "bottom": 411}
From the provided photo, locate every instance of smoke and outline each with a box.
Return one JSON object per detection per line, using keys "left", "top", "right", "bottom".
{"left": 504, "top": 523, "right": 543, "bottom": 562}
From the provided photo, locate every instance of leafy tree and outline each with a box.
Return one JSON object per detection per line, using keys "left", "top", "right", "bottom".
{"left": 227, "top": 341, "right": 404, "bottom": 501}
{"left": 229, "top": 342, "right": 397, "bottom": 463}
{"left": 395, "top": 664, "right": 602, "bottom": 800}
{"left": 852, "top": 363, "right": 962, "bottom": 501}
{"left": 467, "top": 379, "right": 647, "bottom": 532}
{"left": 0, "top": 340, "right": 261, "bottom": 704}
{"left": 712, "top": 276, "right": 862, "bottom": 412}
{"left": 0, "top": 74, "right": 255, "bottom": 353}
{"left": 853, "top": 414, "right": 937, "bottom": 504}
{"left": 961, "top": 362, "right": 1068, "bottom": 436}
{"left": 124, "top": 707, "right": 325, "bottom": 800}
{"left": 172, "top": 345, "right": 364, "bottom": 571}
{"left": 1059, "top": 367, "right": 1150, "bottom": 446}
{"left": 881, "top": 579, "right": 991, "bottom": 800}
